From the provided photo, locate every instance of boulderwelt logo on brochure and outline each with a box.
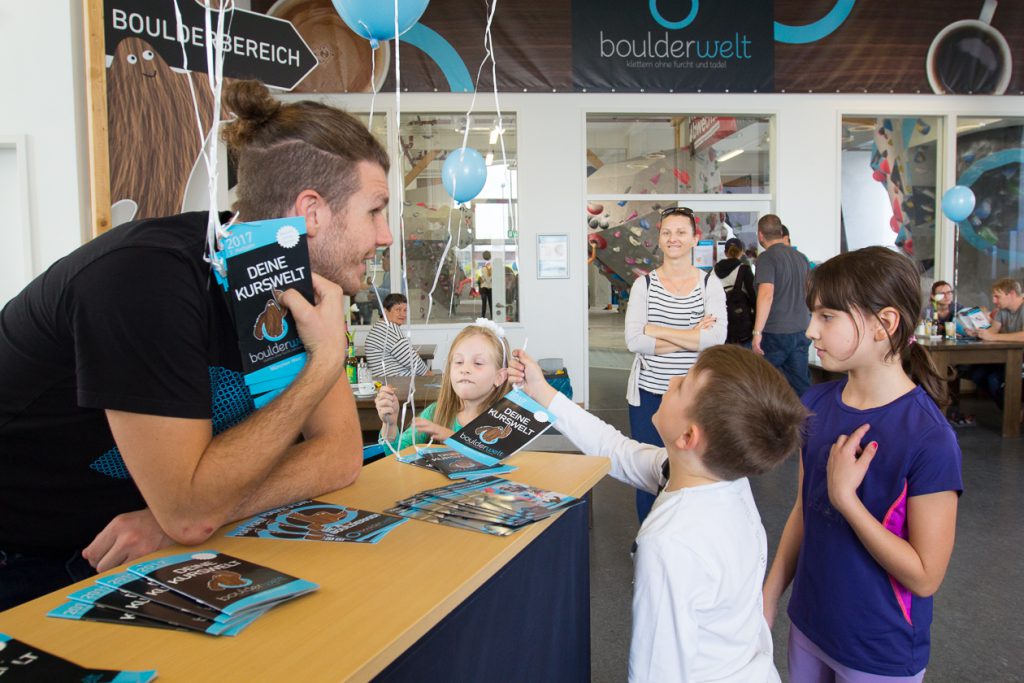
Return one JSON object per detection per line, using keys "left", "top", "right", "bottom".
{"left": 221, "top": 217, "right": 313, "bottom": 377}
{"left": 445, "top": 388, "right": 557, "bottom": 464}
{"left": 571, "top": 0, "right": 773, "bottom": 92}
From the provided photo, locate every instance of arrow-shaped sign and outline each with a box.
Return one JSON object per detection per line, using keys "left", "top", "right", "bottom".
{"left": 105, "top": 0, "right": 318, "bottom": 91}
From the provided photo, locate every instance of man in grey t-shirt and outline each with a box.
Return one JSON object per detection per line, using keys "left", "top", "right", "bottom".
{"left": 967, "top": 277, "right": 1024, "bottom": 408}
{"left": 752, "top": 214, "right": 811, "bottom": 396}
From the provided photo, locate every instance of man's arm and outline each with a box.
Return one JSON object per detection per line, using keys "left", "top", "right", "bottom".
{"left": 752, "top": 283, "right": 774, "bottom": 355}
{"left": 976, "top": 318, "right": 1024, "bottom": 341}
{"left": 86, "top": 376, "right": 361, "bottom": 570}
{"left": 105, "top": 275, "right": 360, "bottom": 546}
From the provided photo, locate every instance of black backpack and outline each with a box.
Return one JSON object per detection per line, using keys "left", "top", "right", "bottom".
{"left": 719, "top": 265, "right": 755, "bottom": 344}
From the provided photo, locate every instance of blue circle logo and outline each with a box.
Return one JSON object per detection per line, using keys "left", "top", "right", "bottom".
{"left": 649, "top": 0, "right": 699, "bottom": 30}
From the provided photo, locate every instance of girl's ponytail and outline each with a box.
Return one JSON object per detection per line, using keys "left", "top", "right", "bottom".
{"left": 903, "top": 341, "right": 951, "bottom": 408}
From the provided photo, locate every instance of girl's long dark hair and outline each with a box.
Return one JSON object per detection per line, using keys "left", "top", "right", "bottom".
{"left": 806, "top": 247, "right": 950, "bottom": 407}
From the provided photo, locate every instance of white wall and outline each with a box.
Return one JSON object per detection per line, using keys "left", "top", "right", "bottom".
{"left": 8, "top": 5, "right": 1024, "bottom": 402}
{"left": 0, "top": 0, "right": 89, "bottom": 302}
{"left": 842, "top": 150, "right": 897, "bottom": 251}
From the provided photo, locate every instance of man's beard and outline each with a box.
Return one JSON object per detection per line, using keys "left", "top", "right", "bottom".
{"left": 309, "top": 236, "right": 361, "bottom": 295}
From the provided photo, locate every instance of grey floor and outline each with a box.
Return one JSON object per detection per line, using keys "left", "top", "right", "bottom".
{"left": 581, "top": 310, "right": 1024, "bottom": 682}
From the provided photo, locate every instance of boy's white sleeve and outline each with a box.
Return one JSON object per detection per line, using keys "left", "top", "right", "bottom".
{"left": 629, "top": 538, "right": 704, "bottom": 683}
{"left": 546, "top": 392, "right": 666, "bottom": 494}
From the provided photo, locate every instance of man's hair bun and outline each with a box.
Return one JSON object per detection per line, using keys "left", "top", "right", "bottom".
{"left": 222, "top": 80, "right": 281, "bottom": 151}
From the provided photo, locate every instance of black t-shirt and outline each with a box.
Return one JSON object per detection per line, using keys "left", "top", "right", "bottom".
{"left": 0, "top": 212, "right": 253, "bottom": 552}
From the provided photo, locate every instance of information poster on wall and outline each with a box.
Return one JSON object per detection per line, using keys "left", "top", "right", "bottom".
{"left": 693, "top": 240, "right": 715, "bottom": 270}
{"left": 537, "top": 234, "right": 570, "bottom": 279}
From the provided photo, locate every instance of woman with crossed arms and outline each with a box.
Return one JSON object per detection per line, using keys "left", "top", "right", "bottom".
{"left": 625, "top": 206, "right": 727, "bottom": 522}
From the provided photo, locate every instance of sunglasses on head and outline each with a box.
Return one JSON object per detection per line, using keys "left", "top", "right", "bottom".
{"left": 660, "top": 206, "right": 695, "bottom": 218}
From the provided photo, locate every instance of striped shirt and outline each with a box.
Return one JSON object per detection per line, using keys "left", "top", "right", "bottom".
{"left": 364, "top": 320, "right": 429, "bottom": 378}
{"left": 637, "top": 271, "right": 706, "bottom": 394}
{"left": 625, "top": 269, "right": 727, "bottom": 405}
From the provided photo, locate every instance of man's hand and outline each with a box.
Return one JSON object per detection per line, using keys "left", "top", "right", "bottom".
{"left": 278, "top": 273, "right": 347, "bottom": 377}
{"left": 83, "top": 508, "right": 173, "bottom": 572}
{"left": 752, "top": 335, "right": 764, "bottom": 356}
{"left": 976, "top": 327, "right": 996, "bottom": 341}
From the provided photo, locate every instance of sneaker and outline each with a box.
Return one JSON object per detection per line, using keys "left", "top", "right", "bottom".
{"left": 948, "top": 414, "right": 976, "bottom": 428}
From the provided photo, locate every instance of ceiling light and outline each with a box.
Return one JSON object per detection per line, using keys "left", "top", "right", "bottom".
{"left": 717, "top": 149, "right": 744, "bottom": 163}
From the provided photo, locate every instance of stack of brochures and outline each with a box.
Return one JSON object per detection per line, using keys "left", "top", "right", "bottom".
{"left": 48, "top": 551, "right": 317, "bottom": 636}
{"left": 227, "top": 499, "right": 407, "bottom": 543}
{"left": 214, "top": 217, "right": 315, "bottom": 409}
{"left": 387, "top": 475, "right": 581, "bottom": 536}
{"left": 395, "top": 387, "right": 558, "bottom": 481}
{"left": 0, "top": 632, "right": 156, "bottom": 682}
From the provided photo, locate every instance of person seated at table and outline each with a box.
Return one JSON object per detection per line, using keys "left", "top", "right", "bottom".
{"left": 965, "top": 278, "right": 1024, "bottom": 410}
{"left": 923, "top": 280, "right": 955, "bottom": 324}
{"left": 375, "top": 320, "right": 511, "bottom": 451}
{"left": 365, "top": 293, "right": 433, "bottom": 378}
{"left": 0, "top": 80, "right": 386, "bottom": 609}
{"left": 508, "top": 345, "right": 806, "bottom": 683}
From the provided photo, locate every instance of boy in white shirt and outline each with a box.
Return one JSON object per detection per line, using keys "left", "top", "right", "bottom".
{"left": 509, "top": 345, "right": 806, "bottom": 682}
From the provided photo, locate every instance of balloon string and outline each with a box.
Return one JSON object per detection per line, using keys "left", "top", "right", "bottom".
{"left": 485, "top": 0, "right": 516, "bottom": 238}
{"left": 368, "top": 45, "right": 378, "bottom": 127}
{"left": 174, "top": 0, "right": 231, "bottom": 277}
{"left": 448, "top": 211, "right": 465, "bottom": 316}
{"left": 390, "top": 0, "right": 419, "bottom": 454}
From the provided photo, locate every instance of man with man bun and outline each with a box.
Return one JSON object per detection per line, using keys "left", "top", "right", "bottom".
{"left": 0, "top": 80, "right": 391, "bottom": 608}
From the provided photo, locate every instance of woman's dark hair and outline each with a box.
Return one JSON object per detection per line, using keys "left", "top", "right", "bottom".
{"left": 382, "top": 293, "right": 407, "bottom": 310}
{"left": 221, "top": 80, "right": 390, "bottom": 221}
{"left": 807, "top": 247, "right": 949, "bottom": 407}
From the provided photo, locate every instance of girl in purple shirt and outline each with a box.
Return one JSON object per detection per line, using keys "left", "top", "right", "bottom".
{"left": 763, "top": 247, "right": 963, "bottom": 681}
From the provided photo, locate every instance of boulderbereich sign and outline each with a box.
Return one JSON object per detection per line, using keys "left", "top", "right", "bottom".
{"left": 105, "top": 0, "right": 317, "bottom": 91}
{"left": 571, "top": 0, "right": 773, "bottom": 92}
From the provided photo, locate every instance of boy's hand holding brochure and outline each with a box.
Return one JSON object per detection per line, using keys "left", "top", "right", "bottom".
{"left": 507, "top": 349, "right": 558, "bottom": 409}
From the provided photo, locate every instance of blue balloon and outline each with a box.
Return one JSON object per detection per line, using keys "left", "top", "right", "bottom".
{"left": 332, "top": 0, "right": 430, "bottom": 48}
{"left": 442, "top": 148, "right": 487, "bottom": 203}
{"left": 941, "top": 185, "right": 976, "bottom": 222}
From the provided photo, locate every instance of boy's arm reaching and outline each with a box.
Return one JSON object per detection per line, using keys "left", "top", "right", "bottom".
{"left": 510, "top": 350, "right": 666, "bottom": 493}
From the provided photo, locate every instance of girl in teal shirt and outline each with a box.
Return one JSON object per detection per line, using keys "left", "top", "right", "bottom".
{"left": 376, "top": 322, "right": 512, "bottom": 450}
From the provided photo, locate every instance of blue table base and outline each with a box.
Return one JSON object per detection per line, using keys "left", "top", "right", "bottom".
{"left": 373, "top": 501, "right": 591, "bottom": 682}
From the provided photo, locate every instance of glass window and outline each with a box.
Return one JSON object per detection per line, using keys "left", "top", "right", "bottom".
{"left": 586, "top": 200, "right": 761, "bottom": 286}
{"left": 585, "top": 113, "right": 772, "bottom": 312}
{"left": 399, "top": 113, "right": 518, "bottom": 324}
{"left": 840, "top": 116, "right": 942, "bottom": 281}
{"left": 954, "top": 117, "right": 1024, "bottom": 310}
{"left": 586, "top": 115, "right": 771, "bottom": 195}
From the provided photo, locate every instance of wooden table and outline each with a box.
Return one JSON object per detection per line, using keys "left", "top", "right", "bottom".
{"left": 355, "top": 376, "right": 442, "bottom": 437}
{"left": 812, "top": 339, "right": 1024, "bottom": 438}
{"left": 0, "top": 451, "right": 609, "bottom": 682}
{"left": 917, "top": 337, "right": 1024, "bottom": 438}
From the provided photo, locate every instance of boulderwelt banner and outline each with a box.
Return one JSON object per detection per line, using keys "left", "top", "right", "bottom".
{"left": 571, "top": 0, "right": 773, "bottom": 93}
